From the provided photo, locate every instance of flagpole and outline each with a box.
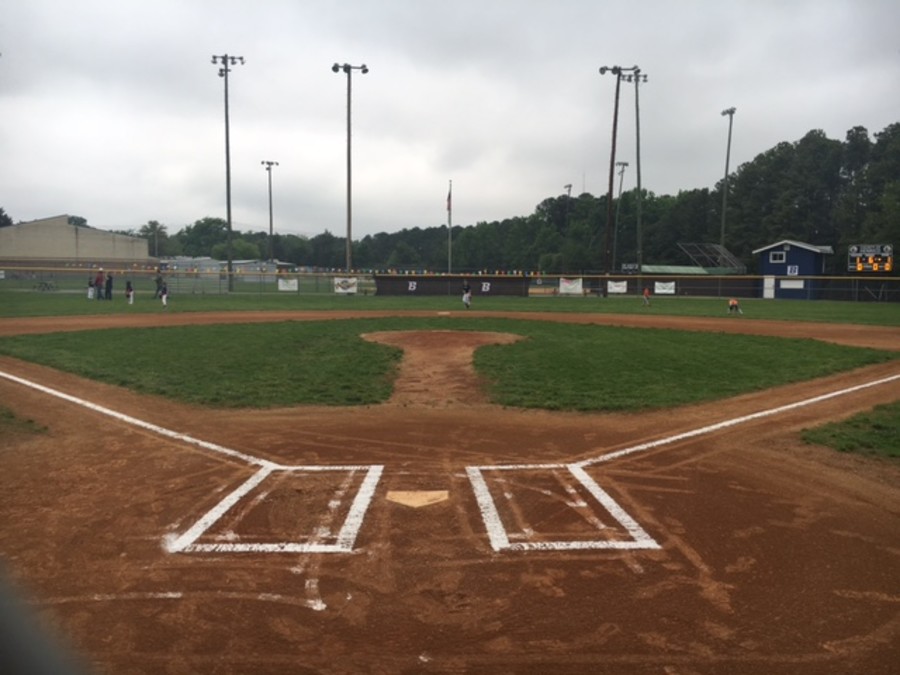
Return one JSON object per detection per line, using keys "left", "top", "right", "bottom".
{"left": 447, "top": 179, "right": 453, "bottom": 274}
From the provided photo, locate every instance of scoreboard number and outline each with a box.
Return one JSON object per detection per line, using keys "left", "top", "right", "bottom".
{"left": 848, "top": 244, "right": 893, "bottom": 273}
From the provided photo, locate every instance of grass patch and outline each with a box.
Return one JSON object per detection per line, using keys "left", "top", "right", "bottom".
{"left": 0, "top": 318, "right": 893, "bottom": 411}
{"left": 1, "top": 289, "right": 899, "bottom": 326}
{"left": 803, "top": 401, "right": 900, "bottom": 458}
{"left": 0, "top": 406, "right": 48, "bottom": 439}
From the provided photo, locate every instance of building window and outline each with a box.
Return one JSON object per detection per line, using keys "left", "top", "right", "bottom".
{"left": 770, "top": 251, "right": 786, "bottom": 264}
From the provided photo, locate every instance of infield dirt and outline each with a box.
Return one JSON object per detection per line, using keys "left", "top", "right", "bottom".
{"left": 1, "top": 311, "right": 898, "bottom": 674}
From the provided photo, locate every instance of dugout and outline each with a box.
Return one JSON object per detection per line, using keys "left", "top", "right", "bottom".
{"left": 373, "top": 274, "right": 530, "bottom": 297}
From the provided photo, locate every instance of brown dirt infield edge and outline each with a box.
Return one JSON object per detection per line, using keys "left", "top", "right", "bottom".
{"left": 1, "top": 310, "right": 899, "bottom": 675}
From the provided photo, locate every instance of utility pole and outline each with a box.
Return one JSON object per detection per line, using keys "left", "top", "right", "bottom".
{"left": 332, "top": 62, "right": 369, "bottom": 272}
{"left": 720, "top": 107, "right": 737, "bottom": 260}
{"left": 261, "top": 160, "right": 279, "bottom": 262}
{"left": 211, "top": 54, "right": 245, "bottom": 291}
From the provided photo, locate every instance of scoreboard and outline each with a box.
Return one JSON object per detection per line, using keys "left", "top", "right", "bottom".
{"left": 848, "top": 244, "right": 893, "bottom": 272}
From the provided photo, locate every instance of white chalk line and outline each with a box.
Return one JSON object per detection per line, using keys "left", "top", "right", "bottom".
{"left": 0, "top": 370, "right": 264, "bottom": 466}
{"left": 4, "top": 367, "right": 896, "bottom": 554}
{"left": 0, "top": 369, "right": 383, "bottom": 555}
{"left": 575, "top": 371, "right": 900, "bottom": 468}
{"left": 466, "top": 371, "right": 900, "bottom": 552}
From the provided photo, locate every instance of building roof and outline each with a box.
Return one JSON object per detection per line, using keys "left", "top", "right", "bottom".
{"left": 751, "top": 239, "right": 834, "bottom": 255}
{"left": 640, "top": 264, "right": 709, "bottom": 275}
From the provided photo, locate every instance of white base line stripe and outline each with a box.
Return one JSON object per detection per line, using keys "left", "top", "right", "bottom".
{"left": 466, "top": 371, "right": 900, "bottom": 551}
{"left": 0, "top": 370, "right": 265, "bottom": 466}
{"left": 576, "top": 372, "right": 900, "bottom": 468}
{"left": 1, "top": 369, "right": 384, "bottom": 555}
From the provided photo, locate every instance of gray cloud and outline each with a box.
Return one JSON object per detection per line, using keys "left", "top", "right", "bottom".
{"left": 1, "top": 0, "right": 898, "bottom": 240}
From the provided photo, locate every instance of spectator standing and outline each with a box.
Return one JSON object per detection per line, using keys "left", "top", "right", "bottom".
{"left": 94, "top": 269, "right": 105, "bottom": 300}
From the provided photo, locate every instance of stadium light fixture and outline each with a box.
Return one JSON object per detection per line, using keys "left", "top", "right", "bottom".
{"left": 261, "top": 161, "right": 279, "bottom": 262}
{"left": 211, "top": 54, "right": 245, "bottom": 291}
{"left": 332, "top": 62, "right": 369, "bottom": 272}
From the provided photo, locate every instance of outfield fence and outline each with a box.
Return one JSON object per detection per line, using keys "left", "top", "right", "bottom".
{"left": 0, "top": 264, "right": 897, "bottom": 302}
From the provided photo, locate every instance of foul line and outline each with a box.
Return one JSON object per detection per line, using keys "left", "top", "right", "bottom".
{"left": 467, "top": 371, "right": 900, "bottom": 552}
{"left": 575, "top": 372, "right": 900, "bottom": 468}
{"left": 0, "top": 370, "right": 264, "bottom": 466}
{"left": 0, "top": 369, "right": 384, "bottom": 554}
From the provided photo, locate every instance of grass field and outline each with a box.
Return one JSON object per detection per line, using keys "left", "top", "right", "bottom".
{"left": 803, "top": 401, "right": 900, "bottom": 458}
{"left": 2, "top": 288, "right": 900, "bottom": 325}
{"left": 1, "top": 290, "right": 898, "bottom": 456}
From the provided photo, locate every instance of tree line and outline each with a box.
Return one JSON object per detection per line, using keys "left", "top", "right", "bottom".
{"left": 2, "top": 122, "right": 897, "bottom": 275}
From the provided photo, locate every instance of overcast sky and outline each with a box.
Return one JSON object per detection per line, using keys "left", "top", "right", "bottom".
{"left": 1, "top": 0, "right": 898, "bottom": 241}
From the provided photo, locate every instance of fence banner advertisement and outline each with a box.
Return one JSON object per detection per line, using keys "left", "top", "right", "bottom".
{"left": 654, "top": 281, "right": 676, "bottom": 295}
{"left": 559, "top": 277, "right": 583, "bottom": 295}
{"left": 277, "top": 278, "right": 298, "bottom": 292}
{"left": 607, "top": 280, "right": 628, "bottom": 294}
{"left": 334, "top": 277, "right": 358, "bottom": 294}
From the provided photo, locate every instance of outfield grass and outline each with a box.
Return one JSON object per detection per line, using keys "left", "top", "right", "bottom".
{"left": 1, "top": 288, "right": 900, "bottom": 325}
{"left": 0, "top": 317, "right": 894, "bottom": 411}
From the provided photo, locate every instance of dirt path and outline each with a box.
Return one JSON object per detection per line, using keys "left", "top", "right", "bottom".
{"left": 0, "top": 311, "right": 898, "bottom": 674}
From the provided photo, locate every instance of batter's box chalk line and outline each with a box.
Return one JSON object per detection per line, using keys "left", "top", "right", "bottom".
{"left": 466, "top": 463, "right": 660, "bottom": 552}
{"left": 3, "top": 368, "right": 898, "bottom": 556}
{"left": 164, "top": 463, "right": 384, "bottom": 554}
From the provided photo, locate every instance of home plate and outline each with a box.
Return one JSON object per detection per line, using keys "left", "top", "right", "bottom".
{"left": 386, "top": 491, "right": 449, "bottom": 508}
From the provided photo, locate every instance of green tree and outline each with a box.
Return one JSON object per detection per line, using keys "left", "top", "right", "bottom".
{"left": 177, "top": 217, "right": 228, "bottom": 257}
{"left": 386, "top": 241, "right": 422, "bottom": 269}
{"left": 139, "top": 220, "right": 169, "bottom": 257}
{"left": 308, "top": 230, "right": 345, "bottom": 269}
{"left": 0, "top": 208, "right": 13, "bottom": 228}
{"left": 213, "top": 238, "right": 260, "bottom": 260}
{"left": 834, "top": 126, "right": 873, "bottom": 245}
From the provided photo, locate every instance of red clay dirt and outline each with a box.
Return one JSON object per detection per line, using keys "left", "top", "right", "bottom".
{"left": 0, "top": 310, "right": 899, "bottom": 674}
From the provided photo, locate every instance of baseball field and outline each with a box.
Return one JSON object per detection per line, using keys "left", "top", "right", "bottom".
{"left": 1, "top": 293, "right": 899, "bottom": 674}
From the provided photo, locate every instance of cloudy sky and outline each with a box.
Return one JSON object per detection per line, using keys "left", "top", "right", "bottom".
{"left": 1, "top": 0, "right": 898, "bottom": 240}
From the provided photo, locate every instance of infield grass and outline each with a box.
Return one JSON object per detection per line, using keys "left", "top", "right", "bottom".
{"left": 0, "top": 317, "right": 894, "bottom": 411}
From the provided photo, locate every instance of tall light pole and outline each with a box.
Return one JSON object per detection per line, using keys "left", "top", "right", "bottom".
{"left": 612, "top": 161, "right": 628, "bottom": 273}
{"left": 332, "top": 62, "right": 368, "bottom": 272}
{"left": 447, "top": 179, "right": 453, "bottom": 273}
{"left": 599, "top": 66, "right": 624, "bottom": 283}
{"left": 212, "top": 54, "right": 244, "bottom": 291}
{"left": 261, "top": 160, "right": 279, "bottom": 262}
{"left": 563, "top": 183, "right": 572, "bottom": 232}
{"left": 623, "top": 68, "right": 647, "bottom": 274}
{"left": 720, "top": 107, "right": 736, "bottom": 257}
